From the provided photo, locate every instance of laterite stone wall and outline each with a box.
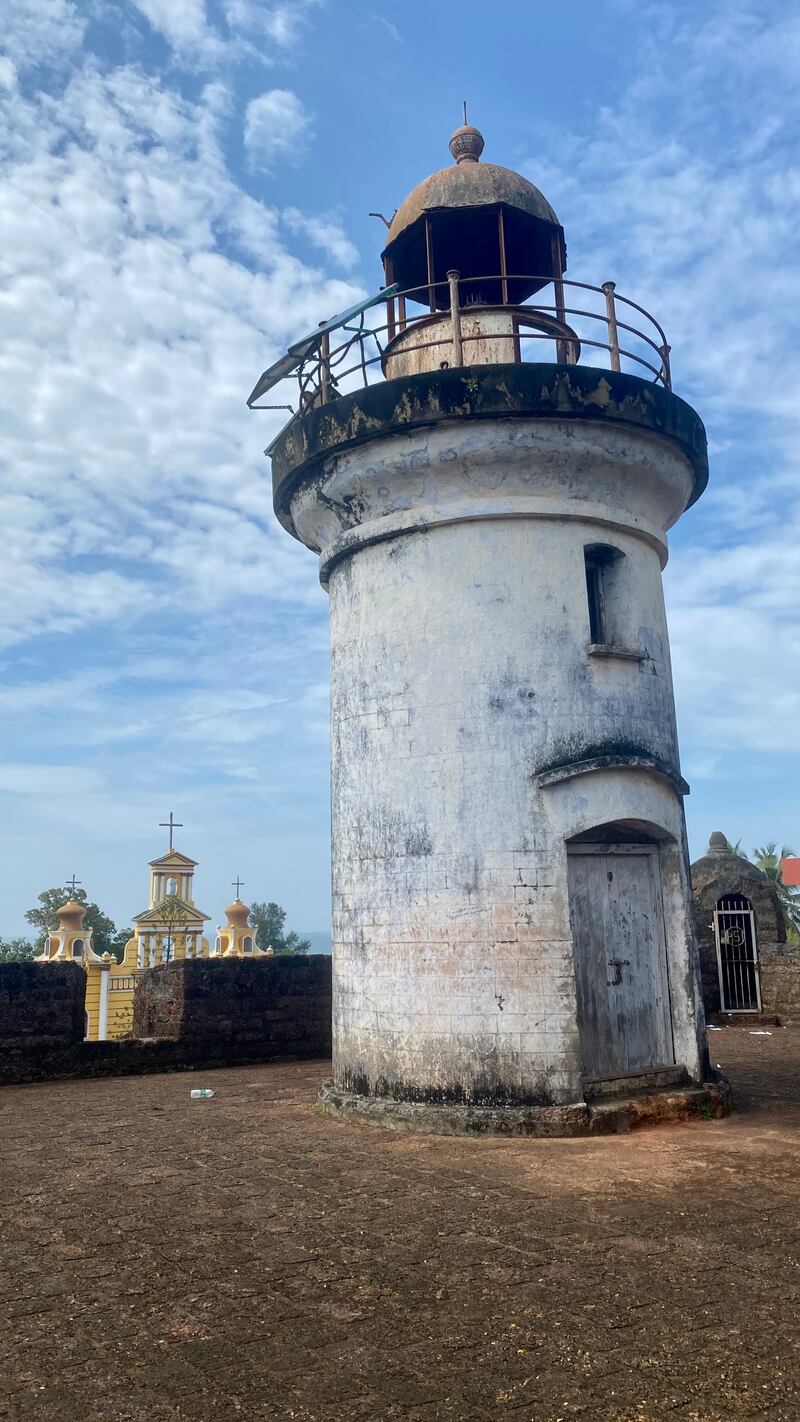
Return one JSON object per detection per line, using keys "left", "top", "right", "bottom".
{"left": 0, "top": 957, "right": 332, "bottom": 1086}
{"left": 133, "top": 955, "right": 332, "bottom": 1058}
{"left": 758, "top": 946, "right": 800, "bottom": 1021}
{"left": 0, "top": 962, "right": 85, "bottom": 1048}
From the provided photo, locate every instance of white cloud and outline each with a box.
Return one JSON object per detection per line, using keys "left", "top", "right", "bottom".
{"left": 0, "top": 763, "right": 101, "bottom": 797}
{"left": 124, "top": 0, "right": 320, "bottom": 69}
{"left": 672, "top": 534, "right": 800, "bottom": 783}
{"left": 521, "top": 0, "right": 800, "bottom": 778}
{"left": 129, "top": 0, "right": 225, "bottom": 65}
{"left": 223, "top": 0, "right": 320, "bottom": 52}
{"left": 0, "top": 34, "right": 349, "bottom": 936}
{"left": 282, "top": 206, "right": 358, "bottom": 268}
{"left": 0, "top": 2, "right": 339, "bottom": 937}
{"left": 2, "top": 0, "right": 85, "bottom": 72}
{"left": 0, "top": 62, "right": 361, "bottom": 658}
{"left": 370, "top": 15, "right": 402, "bottom": 44}
{"left": 244, "top": 88, "right": 312, "bottom": 172}
{"left": 0, "top": 614, "right": 332, "bottom": 933}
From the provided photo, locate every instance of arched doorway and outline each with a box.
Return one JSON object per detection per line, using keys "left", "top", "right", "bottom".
{"left": 567, "top": 822, "right": 675, "bottom": 1079}
{"left": 714, "top": 894, "right": 761, "bottom": 1012}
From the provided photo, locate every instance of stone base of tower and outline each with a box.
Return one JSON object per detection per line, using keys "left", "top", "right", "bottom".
{"left": 317, "top": 1073, "right": 731, "bottom": 1138}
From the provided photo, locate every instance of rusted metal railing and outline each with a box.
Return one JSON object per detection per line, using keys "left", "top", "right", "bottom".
{"left": 601, "top": 282, "right": 621, "bottom": 374}
{"left": 447, "top": 269, "right": 463, "bottom": 368}
{"left": 247, "top": 273, "right": 672, "bottom": 417}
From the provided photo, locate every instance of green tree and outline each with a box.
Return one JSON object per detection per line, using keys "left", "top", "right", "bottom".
{"left": 159, "top": 893, "right": 188, "bottom": 964}
{"left": 751, "top": 843, "right": 800, "bottom": 935}
{"left": 24, "top": 886, "right": 128, "bottom": 962}
{"left": 0, "top": 937, "right": 38, "bottom": 964}
{"left": 110, "top": 926, "right": 134, "bottom": 959}
{"left": 248, "top": 901, "right": 311, "bottom": 955}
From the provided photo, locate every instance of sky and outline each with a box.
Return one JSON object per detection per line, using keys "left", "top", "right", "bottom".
{"left": 1, "top": 0, "right": 799, "bottom": 939}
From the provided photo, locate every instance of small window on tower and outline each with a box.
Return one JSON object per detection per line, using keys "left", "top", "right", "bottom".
{"left": 584, "top": 545, "right": 623, "bottom": 646}
{"left": 72, "top": 939, "right": 84, "bottom": 959}
{"left": 242, "top": 936, "right": 253, "bottom": 955}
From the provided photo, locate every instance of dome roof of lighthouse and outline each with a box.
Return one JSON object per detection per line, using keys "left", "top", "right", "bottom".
{"left": 386, "top": 141, "right": 559, "bottom": 249}
{"left": 381, "top": 123, "right": 565, "bottom": 309}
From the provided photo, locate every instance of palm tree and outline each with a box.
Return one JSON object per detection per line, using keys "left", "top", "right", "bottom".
{"left": 751, "top": 843, "right": 800, "bottom": 935}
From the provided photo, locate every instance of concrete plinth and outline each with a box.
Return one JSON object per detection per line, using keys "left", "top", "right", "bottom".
{"left": 317, "top": 1074, "right": 732, "bottom": 1137}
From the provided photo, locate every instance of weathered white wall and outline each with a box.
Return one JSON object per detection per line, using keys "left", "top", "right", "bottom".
{"left": 288, "top": 417, "right": 704, "bottom": 1106}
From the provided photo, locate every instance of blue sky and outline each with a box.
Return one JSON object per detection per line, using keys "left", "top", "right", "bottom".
{"left": 1, "top": 0, "right": 799, "bottom": 938}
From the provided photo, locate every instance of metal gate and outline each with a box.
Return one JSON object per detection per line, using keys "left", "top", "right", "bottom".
{"left": 714, "top": 895, "right": 761, "bottom": 1012}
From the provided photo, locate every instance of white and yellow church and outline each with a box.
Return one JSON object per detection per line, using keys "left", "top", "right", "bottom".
{"left": 35, "top": 842, "right": 269, "bottom": 1040}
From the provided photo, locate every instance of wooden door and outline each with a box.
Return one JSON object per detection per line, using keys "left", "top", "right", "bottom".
{"left": 567, "top": 845, "right": 674, "bottom": 1079}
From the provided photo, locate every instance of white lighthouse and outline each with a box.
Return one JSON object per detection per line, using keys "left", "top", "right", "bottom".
{"left": 250, "top": 123, "right": 728, "bottom": 1133}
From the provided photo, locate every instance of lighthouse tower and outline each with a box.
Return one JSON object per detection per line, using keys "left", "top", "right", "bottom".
{"left": 252, "top": 123, "right": 727, "bottom": 1133}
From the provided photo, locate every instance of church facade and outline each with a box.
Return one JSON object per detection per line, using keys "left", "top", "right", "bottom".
{"left": 36, "top": 840, "right": 267, "bottom": 1040}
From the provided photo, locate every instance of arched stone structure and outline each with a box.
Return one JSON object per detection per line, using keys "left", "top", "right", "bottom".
{"left": 689, "top": 832, "right": 800, "bottom": 1018}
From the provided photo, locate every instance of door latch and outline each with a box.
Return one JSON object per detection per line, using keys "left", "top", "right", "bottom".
{"left": 607, "top": 957, "right": 631, "bottom": 987}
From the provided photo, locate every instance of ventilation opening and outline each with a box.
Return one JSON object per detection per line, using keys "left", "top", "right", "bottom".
{"left": 584, "top": 544, "right": 623, "bottom": 646}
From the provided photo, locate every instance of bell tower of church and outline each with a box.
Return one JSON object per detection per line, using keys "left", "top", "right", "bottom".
{"left": 131, "top": 817, "right": 210, "bottom": 966}
{"left": 35, "top": 894, "right": 116, "bottom": 1042}
{"left": 251, "top": 123, "right": 726, "bottom": 1134}
{"left": 215, "top": 884, "right": 264, "bottom": 957}
{"left": 36, "top": 897, "right": 97, "bottom": 964}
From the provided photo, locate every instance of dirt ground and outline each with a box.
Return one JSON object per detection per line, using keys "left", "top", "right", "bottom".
{"left": 2, "top": 1029, "right": 799, "bottom": 1422}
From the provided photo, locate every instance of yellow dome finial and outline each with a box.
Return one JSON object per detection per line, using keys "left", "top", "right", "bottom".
{"left": 57, "top": 899, "right": 86, "bottom": 929}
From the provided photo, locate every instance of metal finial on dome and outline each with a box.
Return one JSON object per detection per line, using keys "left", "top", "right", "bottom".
{"left": 449, "top": 119, "right": 485, "bottom": 165}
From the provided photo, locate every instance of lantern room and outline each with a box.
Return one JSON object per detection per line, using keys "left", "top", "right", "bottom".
{"left": 381, "top": 122, "right": 566, "bottom": 311}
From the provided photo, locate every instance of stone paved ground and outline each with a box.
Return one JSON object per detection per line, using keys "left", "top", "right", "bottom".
{"left": 1, "top": 1028, "right": 799, "bottom": 1422}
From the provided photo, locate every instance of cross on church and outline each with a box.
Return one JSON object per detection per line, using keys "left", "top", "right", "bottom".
{"left": 66, "top": 874, "right": 81, "bottom": 895}
{"left": 159, "top": 811, "right": 183, "bottom": 850}
{"left": 233, "top": 875, "right": 244, "bottom": 898}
